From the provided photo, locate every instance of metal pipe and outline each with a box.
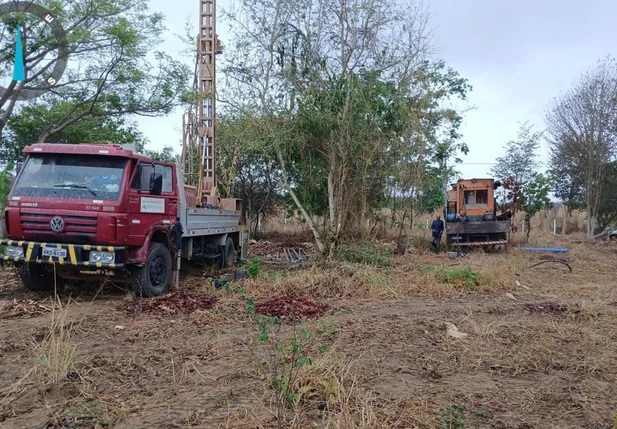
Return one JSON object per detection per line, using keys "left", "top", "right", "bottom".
{"left": 516, "top": 247, "right": 567, "bottom": 253}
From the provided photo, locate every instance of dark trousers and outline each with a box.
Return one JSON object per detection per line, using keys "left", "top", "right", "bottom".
{"left": 432, "top": 231, "right": 442, "bottom": 249}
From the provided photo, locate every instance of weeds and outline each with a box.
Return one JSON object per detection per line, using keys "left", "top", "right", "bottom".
{"left": 32, "top": 296, "right": 77, "bottom": 385}
{"left": 246, "top": 257, "right": 262, "bottom": 278}
{"left": 51, "top": 396, "right": 107, "bottom": 427}
{"left": 427, "top": 265, "right": 484, "bottom": 290}
{"left": 234, "top": 284, "right": 331, "bottom": 427}
{"left": 335, "top": 242, "right": 393, "bottom": 267}
{"left": 439, "top": 405, "right": 466, "bottom": 429}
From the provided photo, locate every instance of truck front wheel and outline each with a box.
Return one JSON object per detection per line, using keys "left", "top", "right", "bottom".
{"left": 18, "top": 263, "right": 64, "bottom": 292}
{"left": 131, "top": 243, "right": 172, "bottom": 297}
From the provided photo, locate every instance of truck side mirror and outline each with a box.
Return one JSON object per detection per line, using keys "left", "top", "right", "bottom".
{"left": 149, "top": 172, "right": 163, "bottom": 195}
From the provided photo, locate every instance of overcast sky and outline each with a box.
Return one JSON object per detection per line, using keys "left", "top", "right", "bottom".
{"left": 136, "top": 0, "right": 615, "bottom": 180}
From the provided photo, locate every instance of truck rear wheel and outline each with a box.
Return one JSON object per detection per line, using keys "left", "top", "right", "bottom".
{"left": 18, "top": 263, "right": 64, "bottom": 292}
{"left": 218, "top": 237, "right": 236, "bottom": 268}
{"left": 131, "top": 243, "right": 172, "bottom": 297}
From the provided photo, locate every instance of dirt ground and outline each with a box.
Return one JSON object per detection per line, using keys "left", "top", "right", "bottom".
{"left": 1, "top": 234, "right": 616, "bottom": 429}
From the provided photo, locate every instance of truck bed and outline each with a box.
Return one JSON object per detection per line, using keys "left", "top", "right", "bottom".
{"left": 183, "top": 207, "right": 242, "bottom": 236}
{"left": 176, "top": 167, "right": 245, "bottom": 238}
{"left": 446, "top": 220, "right": 510, "bottom": 235}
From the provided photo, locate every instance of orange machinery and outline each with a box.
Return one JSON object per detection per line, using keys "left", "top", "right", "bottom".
{"left": 444, "top": 178, "right": 510, "bottom": 249}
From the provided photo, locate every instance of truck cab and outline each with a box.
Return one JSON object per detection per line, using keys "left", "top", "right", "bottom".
{"left": 2, "top": 142, "right": 247, "bottom": 296}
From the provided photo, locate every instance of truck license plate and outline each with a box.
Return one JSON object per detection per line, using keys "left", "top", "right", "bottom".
{"left": 42, "top": 247, "right": 67, "bottom": 258}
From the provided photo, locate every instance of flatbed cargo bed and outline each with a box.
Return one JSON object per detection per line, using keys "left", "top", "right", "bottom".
{"left": 446, "top": 220, "right": 510, "bottom": 235}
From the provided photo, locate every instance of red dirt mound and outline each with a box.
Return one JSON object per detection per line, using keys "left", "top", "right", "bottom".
{"left": 125, "top": 292, "right": 219, "bottom": 317}
{"left": 254, "top": 295, "right": 337, "bottom": 321}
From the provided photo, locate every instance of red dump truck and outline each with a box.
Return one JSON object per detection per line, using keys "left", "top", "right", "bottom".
{"left": 1, "top": 142, "right": 249, "bottom": 296}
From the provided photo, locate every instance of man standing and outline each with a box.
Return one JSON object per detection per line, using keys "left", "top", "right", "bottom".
{"left": 431, "top": 215, "right": 444, "bottom": 251}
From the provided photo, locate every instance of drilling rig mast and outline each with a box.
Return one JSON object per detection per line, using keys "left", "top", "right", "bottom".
{"left": 181, "top": 0, "right": 222, "bottom": 208}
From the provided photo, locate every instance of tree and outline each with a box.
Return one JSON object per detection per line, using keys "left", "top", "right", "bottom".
{"left": 519, "top": 172, "right": 552, "bottom": 241}
{"left": 220, "top": 0, "right": 471, "bottom": 255}
{"left": 490, "top": 121, "right": 543, "bottom": 204}
{"left": 216, "top": 115, "right": 283, "bottom": 235}
{"left": 545, "top": 56, "right": 617, "bottom": 238}
{"left": 551, "top": 160, "right": 617, "bottom": 231}
{"left": 1, "top": 99, "right": 148, "bottom": 164}
{"left": 144, "top": 145, "right": 177, "bottom": 163}
{"left": 0, "top": 0, "right": 190, "bottom": 140}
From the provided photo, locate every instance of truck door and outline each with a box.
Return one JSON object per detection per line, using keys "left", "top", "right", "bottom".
{"left": 126, "top": 162, "right": 178, "bottom": 244}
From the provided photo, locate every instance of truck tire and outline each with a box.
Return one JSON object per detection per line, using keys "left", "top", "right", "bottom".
{"left": 131, "top": 242, "right": 172, "bottom": 297}
{"left": 218, "top": 237, "right": 236, "bottom": 268}
{"left": 18, "top": 263, "right": 64, "bottom": 292}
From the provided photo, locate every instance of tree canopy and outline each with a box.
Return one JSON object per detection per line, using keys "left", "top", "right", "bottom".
{"left": 0, "top": 0, "right": 191, "bottom": 140}
{"left": 545, "top": 56, "right": 617, "bottom": 237}
{"left": 217, "top": 0, "right": 472, "bottom": 253}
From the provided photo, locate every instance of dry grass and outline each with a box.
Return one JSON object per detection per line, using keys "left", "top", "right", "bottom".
{"left": 31, "top": 296, "right": 78, "bottom": 385}
{"left": 1, "top": 232, "right": 617, "bottom": 428}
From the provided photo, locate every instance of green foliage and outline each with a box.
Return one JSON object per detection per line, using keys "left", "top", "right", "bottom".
{"left": 551, "top": 161, "right": 617, "bottom": 230}
{"left": 246, "top": 257, "right": 262, "bottom": 278}
{"left": 0, "top": 0, "right": 191, "bottom": 141}
{"left": 144, "top": 146, "right": 177, "bottom": 163}
{"left": 491, "top": 122, "right": 551, "bottom": 239}
{"left": 334, "top": 242, "right": 393, "bottom": 267}
{"left": 520, "top": 172, "right": 552, "bottom": 240}
{"left": 427, "top": 266, "right": 483, "bottom": 290}
{"left": 1, "top": 100, "right": 148, "bottom": 163}
{"left": 0, "top": 161, "right": 15, "bottom": 202}
{"left": 545, "top": 57, "right": 617, "bottom": 238}
{"left": 439, "top": 405, "right": 467, "bottom": 429}
{"left": 216, "top": 116, "right": 283, "bottom": 233}
{"left": 233, "top": 284, "right": 331, "bottom": 425}
{"left": 221, "top": 0, "right": 472, "bottom": 253}
{"left": 491, "top": 122, "right": 543, "bottom": 204}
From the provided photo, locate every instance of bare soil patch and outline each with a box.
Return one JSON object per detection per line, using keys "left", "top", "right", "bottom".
{"left": 0, "top": 235, "right": 616, "bottom": 428}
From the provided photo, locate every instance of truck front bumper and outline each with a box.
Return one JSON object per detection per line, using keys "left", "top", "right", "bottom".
{"left": 1, "top": 240, "right": 126, "bottom": 270}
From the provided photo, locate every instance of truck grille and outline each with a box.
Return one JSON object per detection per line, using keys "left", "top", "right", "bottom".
{"left": 20, "top": 212, "right": 97, "bottom": 240}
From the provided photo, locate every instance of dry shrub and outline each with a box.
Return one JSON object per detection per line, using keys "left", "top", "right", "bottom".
{"left": 246, "top": 250, "right": 529, "bottom": 301}
{"left": 291, "top": 352, "right": 437, "bottom": 428}
{"left": 246, "top": 264, "right": 402, "bottom": 300}
{"left": 32, "top": 296, "right": 78, "bottom": 385}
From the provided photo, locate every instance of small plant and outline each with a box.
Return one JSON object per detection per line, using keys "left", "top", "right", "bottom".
{"left": 439, "top": 404, "right": 467, "bottom": 429}
{"left": 264, "top": 270, "right": 284, "bottom": 282}
{"left": 235, "top": 284, "right": 330, "bottom": 427}
{"left": 362, "top": 269, "right": 390, "bottom": 288}
{"left": 246, "top": 257, "right": 262, "bottom": 278}
{"left": 53, "top": 397, "right": 107, "bottom": 427}
{"left": 427, "top": 265, "right": 484, "bottom": 290}
{"left": 335, "top": 242, "right": 393, "bottom": 267}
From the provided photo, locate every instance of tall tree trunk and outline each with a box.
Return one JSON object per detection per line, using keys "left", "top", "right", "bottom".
{"left": 586, "top": 214, "right": 596, "bottom": 239}
{"left": 327, "top": 166, "right": 337, "bottom": 258}
{"left": 276, "top": 147, "right": 326, "bottom": 253}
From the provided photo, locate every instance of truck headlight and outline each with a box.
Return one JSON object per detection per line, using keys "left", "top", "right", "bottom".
{"left": 89, "top": 251, "right": 115, "bottom": 263}
{"left": 4, "top": 246, "right": 24, "bottom": 258}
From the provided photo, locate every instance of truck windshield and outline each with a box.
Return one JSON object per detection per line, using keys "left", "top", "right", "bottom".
{"left": 12, "top": 154, "right": 127, "bottom": 200}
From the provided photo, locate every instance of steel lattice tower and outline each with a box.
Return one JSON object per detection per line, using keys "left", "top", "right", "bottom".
{"left": 181, "top": 0, "right": 222, "bottom": 207}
